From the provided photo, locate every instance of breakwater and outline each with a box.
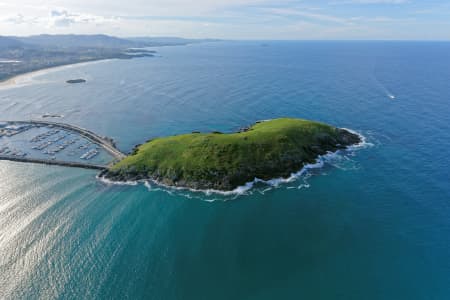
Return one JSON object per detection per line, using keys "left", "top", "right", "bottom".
{"left": 0, "top": 154, "right": 106, "bottom": 170}
{"left": 3, "top": 120, "right": 126, "bottom": 160}
{"left": 0, "top": 120, "right": 126, "bottom": 170}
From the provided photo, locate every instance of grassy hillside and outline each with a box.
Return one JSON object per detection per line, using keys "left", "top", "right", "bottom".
{"left": 107, "top": 118, "right": 360, "bottom": 190}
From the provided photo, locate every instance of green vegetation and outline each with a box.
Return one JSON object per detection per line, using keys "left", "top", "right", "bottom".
{"left": 105, "top": 118, "right": 361, "bottom": 190}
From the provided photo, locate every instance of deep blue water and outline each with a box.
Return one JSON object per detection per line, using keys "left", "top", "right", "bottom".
{"left": 0, "top": 41, "right": 449, "bottom": 299}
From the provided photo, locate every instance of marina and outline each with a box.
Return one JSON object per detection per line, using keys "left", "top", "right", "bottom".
{"left": 0, "top": 120, "right": 125, "bottom": 169}
{"left": 0, "top": 122, "right": 32, "bottom": 137}
{"left": 0, "top": 146, "right": 27, "bottom": 157}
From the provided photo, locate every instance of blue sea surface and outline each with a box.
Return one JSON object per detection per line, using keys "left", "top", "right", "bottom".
{"left": 0, "top": 41, "right": 450, "bottom": 299}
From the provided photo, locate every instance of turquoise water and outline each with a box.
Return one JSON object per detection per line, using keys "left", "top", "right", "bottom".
{"left": 1, "top": 41, "right": 450, "bottom": 299}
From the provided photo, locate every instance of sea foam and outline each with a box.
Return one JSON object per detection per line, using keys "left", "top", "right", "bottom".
{"left": 99, "top": 129, "right": 372, "bottom": 201}
{"left": 96, "top": 174, "right": 138, "bottom": 186}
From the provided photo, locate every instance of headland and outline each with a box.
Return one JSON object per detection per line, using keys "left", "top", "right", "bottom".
{"left": 103, "top": 118, "right": 361, "bottom": 191}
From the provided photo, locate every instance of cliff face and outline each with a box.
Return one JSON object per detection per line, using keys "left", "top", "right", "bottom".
{"left": 104, "top": 118, "right": 361, "bottom": 191}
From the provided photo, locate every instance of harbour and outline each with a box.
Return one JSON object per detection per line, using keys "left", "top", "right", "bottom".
{"left": 0, "top": 120, "right": 126, "bottom": 169}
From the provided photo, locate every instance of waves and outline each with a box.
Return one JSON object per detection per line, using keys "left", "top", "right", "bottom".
{"left": 96, "top": 174, "right": 138, "bottom": 186}
{"left": 98, "top": 129, "right": 372, "bottom": 202}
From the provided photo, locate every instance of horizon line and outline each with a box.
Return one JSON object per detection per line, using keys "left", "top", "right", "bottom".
{"left": 2, "top": 34, "right": 450, "bottom": 42}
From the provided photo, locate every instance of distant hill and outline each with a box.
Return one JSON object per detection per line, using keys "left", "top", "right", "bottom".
{"left": 0, "top": 36, "right": 26, "bottom": 49}
{"left": 11, "top": 34, "right": 145, "bottom": 49}
{"left": 0, "top": 34, "right": 218, "bottom": 82}
{"left": 0, "top": 34, "right": 155, "bottom": 82}
{"left": 1, "top": 35, "right": 219, "bottom": 51}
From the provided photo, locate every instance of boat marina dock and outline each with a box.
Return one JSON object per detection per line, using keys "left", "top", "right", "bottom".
{"left": 0, "top": 120, "right": 126, "bottom": 170}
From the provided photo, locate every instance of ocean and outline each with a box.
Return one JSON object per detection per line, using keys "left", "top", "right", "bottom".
{"left": 0, "top": 41, "right": 449, "bottom": 299}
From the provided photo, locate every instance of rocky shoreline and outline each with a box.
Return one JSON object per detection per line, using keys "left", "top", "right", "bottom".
{"left": 101, "top": 120, "right": 361, "bottom": 191}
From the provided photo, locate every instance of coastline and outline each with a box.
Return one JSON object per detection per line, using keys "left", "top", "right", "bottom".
{"left": 0, "top": 59, "right": 115, "bottom": 88}
{"left": 98, "top": 129, "right": 371, "bottom": 197}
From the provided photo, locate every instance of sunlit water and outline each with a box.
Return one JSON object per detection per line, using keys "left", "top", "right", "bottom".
{"left": 0, "top": 41, "right": 449, "bottom": 299}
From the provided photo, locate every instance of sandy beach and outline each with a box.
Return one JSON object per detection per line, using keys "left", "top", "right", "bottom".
{"left": 0, "top": 59, "right": 114, "bottom": 89}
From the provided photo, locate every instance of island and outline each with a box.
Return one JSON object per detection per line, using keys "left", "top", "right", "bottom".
{"left": 66, "top": 79, "right": 86, "bottom": 84}
{"left": 103, "top": 118, "right": 361, "bottom": 191}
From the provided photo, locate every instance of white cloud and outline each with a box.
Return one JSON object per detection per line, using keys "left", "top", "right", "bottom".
{"left": 265, "top": 8, "right": 351, "bottom": 24}
{"left": 0, "top": 13, "right": 40, "bottom": 25}
{"left": 0, "top": 0, "right": 448, "bottom": 40}
{"left": 47, "top": 9, "right": 119, "bottom": 28}
{"left": 1, "top": 0, "right": 284, "bottom": 17}
{"left": 0, "top": 8, "right": 119, "bottom": 29}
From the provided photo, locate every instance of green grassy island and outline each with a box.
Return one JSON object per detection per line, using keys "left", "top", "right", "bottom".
{"left": 104, "top": 118, "right": 361, "bottom": 190}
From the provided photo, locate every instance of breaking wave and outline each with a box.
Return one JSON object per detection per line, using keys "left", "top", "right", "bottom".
{"left": 99, "top": 129, "right": 372, "bottom": 201}
{"left": 96, "top": 174, "right": 138, "bottom": 186}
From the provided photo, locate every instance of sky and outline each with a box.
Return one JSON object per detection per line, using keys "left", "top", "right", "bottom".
{"left": 0, "top": 0, "right": 449, "bottom": 40}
